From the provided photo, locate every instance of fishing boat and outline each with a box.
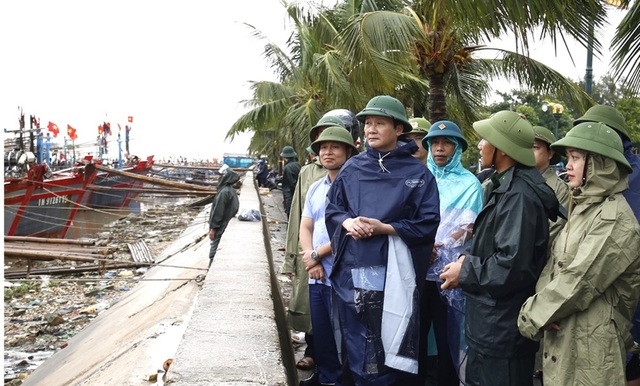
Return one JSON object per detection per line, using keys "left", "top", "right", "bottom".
{"left": 4, "top": 157, "right": 98, "bottom": 238}
{"left": 83, "top": 155, "right": 155, "bottom": 209}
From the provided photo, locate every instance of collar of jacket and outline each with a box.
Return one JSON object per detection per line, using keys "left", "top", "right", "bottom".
{"left": 490, "top": 166, "right": 514, "bottom": 193}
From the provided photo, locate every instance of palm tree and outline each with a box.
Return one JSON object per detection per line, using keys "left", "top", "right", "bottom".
{"left": 226, "top": 0, "right": 419, "bottom": 161}
{"left": 611, "top": 0, "right": 640, "bottom": 94}
{"left": 226, "top": 1, "right": 364, "bottom": 163}
{"left": 338, "top": 0, "right": 611, "bottom": 134}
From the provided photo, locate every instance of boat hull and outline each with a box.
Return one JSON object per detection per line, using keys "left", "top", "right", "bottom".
{"left": 4, "top": 164, "right": 97, "bottom": 238}
{"left": 85, "top": 156, "right": 154, "bottom": 209}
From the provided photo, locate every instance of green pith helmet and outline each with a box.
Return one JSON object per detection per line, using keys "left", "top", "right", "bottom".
{"left": 573, "top": 104, "right": 630, "bottom": 141}
{"left": 533, "top": 125, "right": 562, "bottom": 165}
{"left": 424, "top": 120, "right": 468, "bottom": 152}
{"left": 309, "top": 115, "right": 345, "bottom": 142}
{"left": 473, "top": 110, "right": 535, "bottom": 167}
{"left": 310, "top": 126, "right": 359, "bottom": 155}
{"left": 280, "top": 145, "right": 297, "bottom": 158}
{"left": 551, "top": 122, "right": 632, "bottom": 173}
{"left": 306, "top": 145, "right": 316, "bottom": 156}
{"left": 356, "top": 95, "right": 413, "bottom": 132}
{"left": 406, "top": 117, "right": 431, "bottom": 136}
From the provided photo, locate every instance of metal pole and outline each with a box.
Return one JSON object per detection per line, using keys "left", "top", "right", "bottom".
{"left": 118, "top": 132, "right": 123, "bottom": 169}
{"left": 554, "top": 117, "right": 559, "bottom": 139}
{"left": 585, "top": 25, "right": 594, "bottom": 95}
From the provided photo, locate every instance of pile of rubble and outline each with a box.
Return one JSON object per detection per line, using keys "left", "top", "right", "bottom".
{"left": 3, "top": 204, "right": 201, "bottom": 384}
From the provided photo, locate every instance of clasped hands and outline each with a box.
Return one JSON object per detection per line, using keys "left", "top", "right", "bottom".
{"left": 343, "top": 217, "right": 378, "bottom": 240}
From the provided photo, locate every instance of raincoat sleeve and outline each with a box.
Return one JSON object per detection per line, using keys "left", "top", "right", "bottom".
{"left": 388, "top": 179, "right": 440, "bottom": 248}
{"left": 459, "top": 191, "right": 541, "bottom": 299}
{"left": 518, "top": 206, "right": 640, "bottom": 340}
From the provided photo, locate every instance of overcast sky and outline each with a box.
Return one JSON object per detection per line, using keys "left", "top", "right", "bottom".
{"left": 0, "top": 2, "right": 628, "bottom": 161}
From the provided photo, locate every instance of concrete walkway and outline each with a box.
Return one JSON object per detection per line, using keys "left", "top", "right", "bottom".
{"left": 21, "top": 172, "right": 294, "bottom": 386}
{"left": 167, "top": 172, "right": 294, "bottom": 385}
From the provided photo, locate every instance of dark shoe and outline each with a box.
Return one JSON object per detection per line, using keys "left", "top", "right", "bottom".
{"left": 296, "top": 356, "right": 315, "bottom": 370}
{"left": 299, "top": 372, "right": 319, "bottom": 386}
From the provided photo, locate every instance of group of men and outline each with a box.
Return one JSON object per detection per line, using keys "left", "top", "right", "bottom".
{"left": 272, "top": 96, "right": 640, "bottom": 386}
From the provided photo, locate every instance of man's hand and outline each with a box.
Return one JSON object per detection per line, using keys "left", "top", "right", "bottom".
{"left": 301, "top": 250, "right": 320, "bottom": 271}
{"left": 543, "top": 322, "right": 561, "bottom": 331}
{"left": 431, "top": 242, "right": 443, "bottom": 263}
{"left": 440, "top": 255, "right": 465, "bottom": 290}
{"left": 343, "top": 217, "right": 375, "bottom": 240}
{"left": 208, "top": 229, "right": 217, "bottom": 240}
{"left": 308, "top": 265, "right": 325, "bottom": 281}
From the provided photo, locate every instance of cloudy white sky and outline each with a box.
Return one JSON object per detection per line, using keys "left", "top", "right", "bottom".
{"left": 0, "top": 2, "right": 628, "bottom": 161}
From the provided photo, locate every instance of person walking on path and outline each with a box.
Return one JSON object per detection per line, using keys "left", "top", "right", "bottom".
{"left": 283, "top": 110, "right": 360, "bottom": 375}
{"left": 207, "top": 165, "right": 240, "bottom": 267}
{"left": 299, "top": 126, "right": 359, "bottom": 386}
{"left": 572, "top": 105, "right": 640, "bottom": 386}
{"left": 419, "top": 120, "right": 483, "bottom": 386}
{"left": 326, "top": 95, "right": 440, "bottom": 385}
{"left": 439, "top": 110, "right": 563, "bottom": 386}
{"left": 281, "top": 146, "right": 302, "bottom": 219}
{"left": 518, "top": 122, "right": 640, "bottom": 386}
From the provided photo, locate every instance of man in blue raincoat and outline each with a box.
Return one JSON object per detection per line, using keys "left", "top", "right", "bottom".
{"left": 326, "top": 95, "right": 440, "bottom": 385}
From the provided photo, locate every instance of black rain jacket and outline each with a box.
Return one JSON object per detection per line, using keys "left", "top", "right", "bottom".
{"left": 459, "top": 165, "right": 563, "bottom": 358}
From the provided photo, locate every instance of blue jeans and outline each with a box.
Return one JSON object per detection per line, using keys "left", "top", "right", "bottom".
{"left": 309, "top": 283, "right": 342, "bottom": 384}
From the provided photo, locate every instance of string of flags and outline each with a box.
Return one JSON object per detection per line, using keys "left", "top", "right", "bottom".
{"left": 16, "top": 107, "right": 133, "bottom": 141}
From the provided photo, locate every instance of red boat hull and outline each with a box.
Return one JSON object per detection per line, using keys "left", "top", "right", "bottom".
{"left": 4, "top": 164, "right": 97, "bottom": 238}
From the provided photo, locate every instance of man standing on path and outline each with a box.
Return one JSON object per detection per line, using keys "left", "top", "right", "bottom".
{"left": 283, "top": 110, "right": 360, "bottom": 377}
{"left": 326, "top": 95, "right": 440, "bottom": 385}
{"left": 299, "top": 126, "right": 359, "bottom": 386}
{"left": 208, "top": 165, "right": 240, "bottom": 267}
{"left": 439, "top": 111, "right": 563, "bottom": 386}
{"left": 532, "top": 125, "right": 569, "bottom": 245}
{"left": 420, "top": 120, "right": 483, "bottom": 386}
{"left": 281, "top": 145, "right": 301, "bottom": 219}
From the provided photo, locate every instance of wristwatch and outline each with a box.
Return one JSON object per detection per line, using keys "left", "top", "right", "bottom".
{"left": 310, "top": 250, "right": 319, "bottom": 261}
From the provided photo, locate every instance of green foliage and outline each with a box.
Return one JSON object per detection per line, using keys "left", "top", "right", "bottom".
{"left": 4, "top": 281, "right": 38, "bottom": 301}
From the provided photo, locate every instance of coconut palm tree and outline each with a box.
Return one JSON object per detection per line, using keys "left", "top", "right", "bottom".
{"left": 338, "top": 0, "right": 610, "bottom": 132}
{"left": 611, "top": 0, "right": 640, "bottom": 94}
{"left": 226, "top": 0, "right": 418, "bottom": 160}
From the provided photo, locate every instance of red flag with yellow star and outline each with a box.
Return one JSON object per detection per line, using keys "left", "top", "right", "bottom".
{"left": 47, "top": 121, "right": 59, "bottom": 137}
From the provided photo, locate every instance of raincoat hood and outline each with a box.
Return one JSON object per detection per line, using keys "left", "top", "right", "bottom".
{"left": 218, "top": 169, "right": 240, "bottom": 188}
{"left": 426, "top": 136, "right": 463, "bottom": 180}
{"left": 571, "top": 153, "right": 629, "bottom": 204}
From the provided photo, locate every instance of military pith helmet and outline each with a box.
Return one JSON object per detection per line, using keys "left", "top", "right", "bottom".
{"left": 406, "top": 117, "right": 431, "bottom": 136}
{"left": 424, "top": 120, "right": 468, "bottom": 152}
{"left": 533, "top": 125, "right": 562, "bottom": 165}
{"left": 356, "top": 95, "right": 413, "bottom": 132}
{"left": 310, "top": 126, "right": 359, "bottom": 156}
{"left": 309, "top": 115, "right": 345, "bottom": 142}
{"left": 573, "top": 104, "right": 630, "bottom": 141}
{"left": 280, "top": 145, "right": 297, "bottom": 158}
{"left": 551, "top": 122, "right": 632, "bottom": 173}
{"left": 473, "top": 110, "right": 535, "bottom": 167}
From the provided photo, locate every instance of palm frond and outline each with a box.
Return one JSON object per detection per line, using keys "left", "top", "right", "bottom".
{"left": 473, "top": 47, "right": 593, "bottom": 112}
